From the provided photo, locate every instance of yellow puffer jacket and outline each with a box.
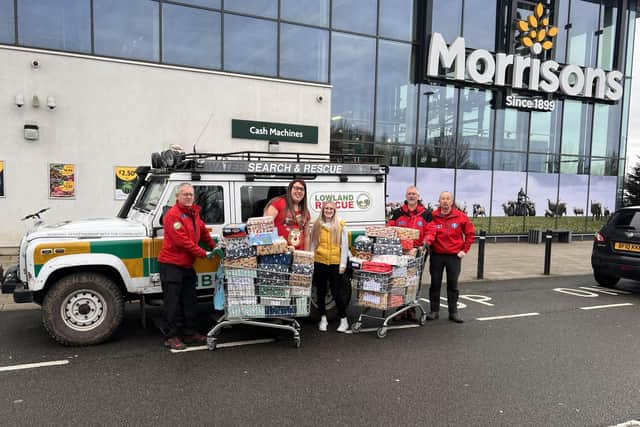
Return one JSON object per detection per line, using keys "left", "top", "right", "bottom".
{"left": 314, "top": 220, "right": 345, "bottom": 265}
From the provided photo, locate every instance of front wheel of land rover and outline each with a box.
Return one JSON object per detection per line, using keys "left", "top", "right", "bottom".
{"left": 42, "top": 273, "right": 124, "bottom": 346}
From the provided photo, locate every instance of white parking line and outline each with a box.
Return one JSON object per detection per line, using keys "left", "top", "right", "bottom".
{"left": 0, "top": 360, "right": 69, "bottom": 372}
{"left": 579, "top": 303, "right": 634, "bottom": 310}
{"left": 476, "top": 313, "right": 540, "bottom": 321}
{"left": 345, "top": 324, "right": 421, "bottom": 334}
{"left": 170, "top": 338, "right": 276, "bottom": 353}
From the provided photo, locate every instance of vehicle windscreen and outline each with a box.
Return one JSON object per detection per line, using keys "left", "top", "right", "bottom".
{"left": 133, "top": 178, "right": 166, "bottom": 213}
{"left": 612, "top": 210, "right": 640, "bottom": 229}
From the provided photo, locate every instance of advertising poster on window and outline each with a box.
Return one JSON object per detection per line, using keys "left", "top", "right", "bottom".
{"left": 114, "top": 166, "right": 139, "bottom": 200}
{"left": 416, "top": 168, "right": 455, "bottom": 209}
{"left": 49, "top": 163, "right": 75, "bottom": 198}
{"left": 455, "top": 170, "right": 491, "bottom": 231}
{"left": 0, "top": 160, "right": 4, "bottom": 197}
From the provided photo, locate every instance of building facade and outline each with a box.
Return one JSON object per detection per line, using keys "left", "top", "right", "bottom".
{"left": 0, "top": 0, "right": 637, "bottom": 243}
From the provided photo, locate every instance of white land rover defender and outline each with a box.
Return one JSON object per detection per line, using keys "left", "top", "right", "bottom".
{"left": 2, "top": 150, "right": 387, "bottom": 346}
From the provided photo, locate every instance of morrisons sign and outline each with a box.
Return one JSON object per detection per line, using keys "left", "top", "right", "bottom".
{"left": 426, "top": 32, "right": 623, "bottom": 102}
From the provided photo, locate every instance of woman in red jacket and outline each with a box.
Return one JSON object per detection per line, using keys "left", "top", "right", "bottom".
{"left": 424, "top": 191, "right": 475, "bottom": 323}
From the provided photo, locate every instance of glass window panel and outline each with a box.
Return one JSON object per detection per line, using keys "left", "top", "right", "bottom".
{"left": 162, "top": 5, "right": 220, "bottom": 68}
{"left": 463, "top": 0, "right": 496, "bottom": 51}
{"left": 558, "top": 174, "right": 588, "bottom": 232}
{"left": 224, "top": 0, "right": 276, "bottom": 18}
{"left": 590, "top": 157, "right": 618, "bottom": 176}
{"left": 374, "top": 144, "right": 416, "bottom": 167}
{"left": 567, "top": 0, "right": 599, "bottom": 67}
{"left": 560, "top": 155, "right": 589, "bottom": 174}
{"left": 561, "top": 100, "right": 592, "bottom": 156}
{"left": 165, "top": 185, "right": 225, "bottom": 224}
{"left": 375, "top": 40, "right": 418, "bottom": 144}
{"left": 240, "top": 185, "right": 287, "bottom": 221}
{"left": 457, "top": 88, "right": 493, "bottom": 150}
{"left": 494, "top": 108, "right": 529, "bottom": 151}
{"left": 597, "top": 0, "right": 617, "bottom": 70}
{"left": 494, "top": 151, "right": 526, "bottom": 171}
{"left": 529, "top": 103, "right": 562, "bottom": 154}
{"left": 626, "top": 9, "right": 636, "bottom": 76}
{"left": 528, "top": 153, "right": 559, "bottom": 173}
{"left": 331, "top": 0, "right": 377, "bottom": 35}
{"left": 223, "top": 14, "right": 276, "bottom": 76}
{"left": 18, "top": 0, "right": 90, "bottom": 52}
{"left": 419, "top": 84, "right": 458, "bottom": 148}
{"left": 416, "top": 145, "right": 454, "bottom": 168}
{"left": 94, "top": 0, "right": 159, "bottom": 61}
{"left": 379, "top": 0, "right": 414, "bottom": 41}
{"left": 171, "top": 0, "right": 220, "bottom": 8}
{"left": 620, "top": 78, "right": 631, "bottom": 158}
{"left": 280, "top": 24, "right": 328, "bottom": 82}
{"left": 553, "top": 0, "right": 570, "bottom": 63}
{"left": 330, "top": 141, "right": 375, "bottom": 161}
{"left": 591, "top": 103, "right": 621, "bottom": 158}
{"left": 330, "top": 33, "right": 376, "bottom": 142}
{"left": 0, "top": 0, "right": 15, "bottom": 44}
{"left": 281, "top": 0, "right": 329, "bottom": 27}
{"left": 432, "top": 0, "right": 461, "bottom": 43}
{"left": 458, "top": 149, "right": 492, "bottom": 170}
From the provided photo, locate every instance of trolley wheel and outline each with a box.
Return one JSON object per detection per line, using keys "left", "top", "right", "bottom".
{"left": 207, "top": 337, "right": 217, "bottom": 351}
{"left": 376, "top": 327, "right": 387, "bottom": 339}
{"left": 420, "top": 313, "right": 427, "bottom": 326}
{"left": 293, "top": 336, "right": 301, "bottom": 348}
{"left": 351, "top": 322, "right": 362, "bottom": 333}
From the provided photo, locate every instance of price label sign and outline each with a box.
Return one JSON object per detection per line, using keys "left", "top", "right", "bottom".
{"left": 114, "top": 166, "right": 139, "bottom": 200}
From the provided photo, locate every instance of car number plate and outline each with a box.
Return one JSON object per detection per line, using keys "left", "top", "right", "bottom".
{"left": 614, "top": 242, "right": 640, "bottom": 252}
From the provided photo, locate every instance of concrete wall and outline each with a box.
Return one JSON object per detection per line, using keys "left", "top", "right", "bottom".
{"left": 0, "top": 46, "right": 331, "bottom": 246}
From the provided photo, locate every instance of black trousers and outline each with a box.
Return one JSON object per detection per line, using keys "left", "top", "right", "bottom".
{"left": 159, "top": 262, "right": 198, "bottom": 338}
{"left": 428, "top": 253, "right": 461, "bottom": 314}
{"left": 313, "top": 262, "right": 347, "bottom": 318}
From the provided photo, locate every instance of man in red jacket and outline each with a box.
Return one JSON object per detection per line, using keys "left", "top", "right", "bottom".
{"left": 424, "top": 191, "right": 475, "bottom": 323}
{"left": 158, "top": 183, "right": 220, "bottom": 350}
{"left": 387, "top": 185, "right": 432, "bottom": 247}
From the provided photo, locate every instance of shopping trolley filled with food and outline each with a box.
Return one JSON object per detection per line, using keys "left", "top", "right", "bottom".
{"left": 206, "top": 218, "right": 313, "bottom": 350}
{"left": 350, "top": 226, "right": 427, "bottom": 338}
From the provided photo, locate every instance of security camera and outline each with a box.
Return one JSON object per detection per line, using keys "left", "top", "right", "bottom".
{"left": 31, "top": 59, "right": 40, "bottom": 69}
{"left": 46, "top": 96, "right": 56, "bottom": 110}
{"left": 14, "top": 94, "right": 25, "bottom": 107}
{"left": 316, "top": 95, "right": 324, "bottom": 103}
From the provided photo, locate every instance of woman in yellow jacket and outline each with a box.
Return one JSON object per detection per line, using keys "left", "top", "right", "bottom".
{"left": 311, "top": 201, "right": 350, "bottom": 332}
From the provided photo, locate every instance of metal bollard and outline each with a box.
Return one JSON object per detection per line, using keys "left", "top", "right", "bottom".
{"left": 477, "top": 230, "right": 486, "bottom": 279}
{"left": 543, "top": 229, "right": 552, "bottom": 275}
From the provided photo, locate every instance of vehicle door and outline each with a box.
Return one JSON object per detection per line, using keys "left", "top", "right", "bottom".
{"left": 151, "top": 181, "right": 231, "bottom": 290}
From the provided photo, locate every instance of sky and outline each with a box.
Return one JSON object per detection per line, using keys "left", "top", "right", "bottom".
{"left": 626, "top": 17, "right": 640, "bottom": 172}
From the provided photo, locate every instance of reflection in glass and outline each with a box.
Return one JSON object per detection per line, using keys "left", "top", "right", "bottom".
{"left": 0, "top": 0, "right": 14, "bottom": 43}
{"left": 561, "top": 101, "right": 592, "bottom": 156}
{"left": 590, "top": 158, "right": 618, "bottom": 176}
{"left": 330, "top": 33, "right": 376, "bottom": 142}
{"left": 162, "top": 5, "right": 220, "bottom": 68}
{"left": 94, "top": 0, "right": 159, "bottom": 61}
{"left": 432, "top": 0, "right": 461, "bottom": 43}
{"left": 463, "top": 0, "right": 496, "bottom": 50}
{"left": 553, "top": 0, "right": 569, "bottom": 63}
{"left": 374, "top": 144, "right": 416, "bottom": 167}
{"left": 620, "top": 78, "right": 631, "bottom": 158}
{"left": 597, "top": 1, "right": 617, "bottom": 70}
{"left": 494, "top": 108, "right": 529, "bottom": 151}
{"left": 528, "top": 153, "right": 559, "bottom": 173}
{"left": 172, "top": 0, "right": 220, "bottom": 8}
{"left": 567, "top": 0, "right": 599, "bottom": 67}
{"left": 560, "top": 155, "right": 589, "bottom": 174}
{"left": 330, "top": 140, "right": 375, "bottom": 161}
{"left": 331, "top": 0, "right": 377, "bottom": 35}
{"left": 529, "top": 105, "right": 562, "bottom": 154}
{"left": 18, "top": 0, "right": 90, "bottom": 52}
{"left": 458, "top": 88, "right": 493, "bottom": 149}
{"left": 281, "top": 0, "right": 329, "bottom": 27}
{"left": 224, "top": 14, "right": 276, "bottom": 76}
{"left": 591, "top": 103, "right": 621, "bottom": 158}
{"left": 458, "top": 149, "right": 492, "bottom": 170}
{"left": 494, "top": 151, "right": 525, "bottom": 172}
{"left": 280, "top": 24, "right": 328, "bottom": 82}
{"left": 379, "top": 0, "right": 414, "bottom": 41}
{"left": 375, "top": 40, "right": 417, "bottom": 144}
{"left": 224, "top": 0, "right": 277, "bottom": 18}
{"left": 626, "top": 9, "right": 636, "bottom": 76}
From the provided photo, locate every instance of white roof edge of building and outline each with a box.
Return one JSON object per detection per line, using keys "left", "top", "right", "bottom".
{"left": 0, "top": 43, "right": 333, "bottom": 89}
